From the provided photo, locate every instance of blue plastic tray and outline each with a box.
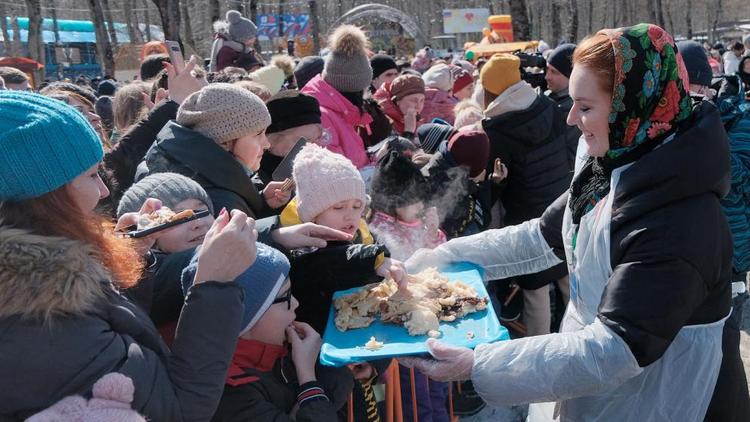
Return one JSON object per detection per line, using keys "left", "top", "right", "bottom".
{"left": 320, "top": 262, "right": 509, "bottom": 367}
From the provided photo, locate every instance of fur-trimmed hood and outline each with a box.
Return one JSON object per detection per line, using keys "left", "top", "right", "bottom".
{"left": 0, "top": 225, "right": 111, "bottom": 320}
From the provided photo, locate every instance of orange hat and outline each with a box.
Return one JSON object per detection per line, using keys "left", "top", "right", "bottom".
{"left": 480, "top": 53, "right": 521, "bottom": 96}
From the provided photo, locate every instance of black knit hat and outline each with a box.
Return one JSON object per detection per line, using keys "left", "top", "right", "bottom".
{"left": 371, "top": 54, "right": 398, "bottom": 79}
{"left": 370, "top": 151, "right": 427, "bottom": 214}
{"left": 677, "top": 40, "right": 712, "bottom": 87}
{"left": 417, "top": 123, "right": 457, "bottom": 154}
{"left": 547, "top": 43, "right": 576, "bottom": 78}
{"left": 294, "top": 56, "right": 324, "bottom": 89}
{"left": 266, "top": 90, "right": 321, "bottom": 134}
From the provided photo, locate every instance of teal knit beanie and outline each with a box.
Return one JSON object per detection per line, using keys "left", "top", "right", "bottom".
{"left": 0, "top": 91, "right": 104, "bottom": 201}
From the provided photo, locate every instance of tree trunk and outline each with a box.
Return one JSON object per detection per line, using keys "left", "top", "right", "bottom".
{"left": 308, "top": 0, "right": 320, "bottom": 54}
{"left": 24, "top": 0, "right": 44, "bottom": 85}
{"left": 587, "top": 0, "right": 593, "bottom": 34}
{"left": 11, "top": 15, "right": 23, "bottom": 57}
{"left": 87, "top": 0, "right": 115, "bottom": 76}
{"left": 151, "top": 0, "right": 181, "bottom": 42}
{"left": 0, "top": 5, "right": 13, "bottom": 55}
{"left": 509, "top": 0, "right": 531, "bottom": 41}
{"left": 551, "top": 1, "right": 562, "bottom": 45}
{"left": 686, "top": 0, "right": 693, "bottom": 39}
{"left": 565, "top": 0, "right": 579, "bottom": 42}
{"left": 47, "top": 0, "right": 60, "bottom": 45}
{"left": 647, "top": 0, "right": 657, "bottom": 24}
{"left": 143, "top": 0, "right": 153, "bottom": 41}
{"left": 663, "top": 1, "right": 674, "bottom": 34}
{"left": 654, "top": 0, "right": 665, "bottom": 28}
{"left": 124, "top": 0, "right": 142, "bottom": 44}
{"left": 180, "top": 0, "right": 198, "bottom": 56}
{"left": 249, "top": 0, "right": 261, "bottom": 53}
{"left": 209, "top": 0, "right": 220, "bottom": 25}
{"left": 103, "top": 0, "right": 119, "bottom": 49}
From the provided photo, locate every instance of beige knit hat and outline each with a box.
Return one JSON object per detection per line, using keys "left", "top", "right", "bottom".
{"left": 292, "top": 143, "right": 366, "bottom": 222}
{"left": 250, "top": 65, "right": 285, "bottom": 96}
{"left": 176, "top": 83, "right": 271, "bottom": 144}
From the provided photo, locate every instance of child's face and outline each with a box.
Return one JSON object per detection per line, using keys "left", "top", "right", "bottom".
{"left": 232, "top": 129, "right": 270, "bottom": 172}
{"left": 313, "top": 199, "right": 364, "bottom": 236}
{"left": 242, "top": 279, "right": 299, "bottom": 345}
{"left": 395, "top": 201, "right": 424, "bottom": 223}
{"left": 155, "top": 199, "right": 214, "bottom": 253}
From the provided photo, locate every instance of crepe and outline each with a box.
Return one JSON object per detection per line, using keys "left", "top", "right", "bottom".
{"left": 136, "top": 207, "right": 194, "bottom": 230}
{"left": 334, "top": 268, "right": 488, "bottom": 336}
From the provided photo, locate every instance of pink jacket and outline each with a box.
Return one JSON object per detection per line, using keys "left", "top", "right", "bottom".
{"left": 301, "top": 75, "right": 374, "bottom": 169}
{"left": 421, "top": 88, "right": 457, "bottom": 125}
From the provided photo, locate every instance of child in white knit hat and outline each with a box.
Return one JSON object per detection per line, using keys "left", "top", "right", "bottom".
{"left": 282, "top": 143, "right": 406, "bottom": 332}
{"left": 281, "top": 143, "right": 406, "bottom": 421}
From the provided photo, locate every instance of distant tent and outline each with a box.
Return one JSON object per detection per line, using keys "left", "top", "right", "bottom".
{"left": 0, "top": 17, "right": 164, "bottom": 44}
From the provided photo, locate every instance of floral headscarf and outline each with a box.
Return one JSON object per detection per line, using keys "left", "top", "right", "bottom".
{"left": 569, "top": 24, "right": 693, "bottom": 228}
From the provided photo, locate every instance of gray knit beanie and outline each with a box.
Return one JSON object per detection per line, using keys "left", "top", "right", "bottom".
{"left": 226, "top": 10, "right": 257, "bottom": 43}
{"left": 322, "top": 25, "right": 373, "bottom": 93}
{"left": 177, "top": 83, "right": 271, "bottom": 145}
{"left": 117, "top": 173, "right": 214, "bottom": 217}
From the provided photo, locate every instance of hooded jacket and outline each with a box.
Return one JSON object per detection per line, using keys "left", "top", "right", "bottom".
{"left": 301, "top": 75, "right": 373, "bottom": 169}
{"left": 138, "top": 121, "right": 272, "bottom": 219}
{"left": 0, "top": 226, "right": 243, "bottom": 421}
{"left": 211, "top": 339, "right": 353, "bottom": 422}
{"left": 482, "top": 81, "right": 572, "bottom": 226}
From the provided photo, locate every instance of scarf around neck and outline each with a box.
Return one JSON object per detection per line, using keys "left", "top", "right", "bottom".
{"left": 569, "top": 24, "right": 693, "bottom": 227}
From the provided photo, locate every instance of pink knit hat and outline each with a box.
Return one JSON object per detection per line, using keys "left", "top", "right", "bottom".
{"left": 292, "top": 143, "right": 366, "bottom": 222}
{"left": 27, "top": 373, "right": 146, "bottom": 422}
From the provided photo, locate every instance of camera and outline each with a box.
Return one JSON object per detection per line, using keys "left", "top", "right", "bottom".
{"left": 514, "top": 51, "right": 548, "bottom": 92}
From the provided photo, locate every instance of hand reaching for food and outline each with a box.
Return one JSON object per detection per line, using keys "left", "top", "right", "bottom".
{"left": 287, "top": 322, "right": 322, "bottom": 384}
{"left": 193, "top": 209, "right": 258, "bottom": 284}
{"left": 376, "top": 257, "right": 407, "bottom": 289}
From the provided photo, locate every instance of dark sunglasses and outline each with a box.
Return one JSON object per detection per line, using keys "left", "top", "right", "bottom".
{"left": 272, "top": 288, "right": 293, "bottom": 310}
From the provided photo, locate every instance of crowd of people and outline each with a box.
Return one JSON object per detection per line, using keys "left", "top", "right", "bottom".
{"left": 1, "top": 9, "right": 750, "bottom": 422}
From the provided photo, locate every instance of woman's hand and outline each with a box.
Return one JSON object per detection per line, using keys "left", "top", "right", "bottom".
{"left": 271, "top": 223, "right": 352, "bottom": 249}
{"left": 262, "top": 181, "right": 292, "bottom": 209}
{"left": 287, "top": 322, "right": 322, "bottom": 384}
{"left": 193, "top": 209, "right": 258, "bottom": 284}
{"left": 142, "top": 88, "right": 169, "bottom": 111}
{"left": 115, "top": 198, "right": 175, "bottom": 256}
{"left": 400, "top": 338, "right": 474, "bottom": 382}
{"left": 165, "top": 56, "right": 207, "bottom": 105}
{"left": 376, "top": 257, "right": 407, "bottom": 288}
{"left": 404, "top": 107, "right": 418, "bottom": 134}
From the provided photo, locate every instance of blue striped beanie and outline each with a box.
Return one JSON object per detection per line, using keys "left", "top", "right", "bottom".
{"left": 0, "top": 91, "right": 103, "bottom": 201}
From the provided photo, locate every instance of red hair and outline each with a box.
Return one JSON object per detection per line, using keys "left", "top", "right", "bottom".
{"left": 2, "top": 186, "right": 144, "bottom": 289}
{"left": 573, "top": 33, "right": 616, "bottom": 95}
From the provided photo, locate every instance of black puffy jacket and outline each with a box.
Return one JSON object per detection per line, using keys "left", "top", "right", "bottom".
{"left": 482, "top": 90, "right": 572, "bottom": 226}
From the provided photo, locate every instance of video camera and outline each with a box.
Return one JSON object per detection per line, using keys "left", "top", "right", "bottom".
{"left": 514, "top": 51, "right": 547, "bottom": 92}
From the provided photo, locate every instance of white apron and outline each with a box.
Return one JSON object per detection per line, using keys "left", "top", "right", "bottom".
{"left": 527, "top": 158, "right": 726, "bottom": 421}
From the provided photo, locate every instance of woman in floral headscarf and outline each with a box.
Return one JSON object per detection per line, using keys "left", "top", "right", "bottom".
{"left": 400, "top": 24, "right": 732, "bottom": 421}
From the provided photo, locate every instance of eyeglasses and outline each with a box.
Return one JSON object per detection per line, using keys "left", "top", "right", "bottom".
{"left": 272, "top": 288, "right": 293, "bottom": 310}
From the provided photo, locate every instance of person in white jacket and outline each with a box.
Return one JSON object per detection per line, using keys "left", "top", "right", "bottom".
{"left": 402, "top": 24, "right": 733, "bottom": 422}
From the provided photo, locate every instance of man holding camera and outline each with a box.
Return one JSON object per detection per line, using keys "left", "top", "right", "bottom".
{"left": 544, "top": 43, "right": 581, "bottom": 166}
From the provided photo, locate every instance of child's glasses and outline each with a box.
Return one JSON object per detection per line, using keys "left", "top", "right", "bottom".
{"left": 272, "top": 288, "right": 293, "bottom": 310}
